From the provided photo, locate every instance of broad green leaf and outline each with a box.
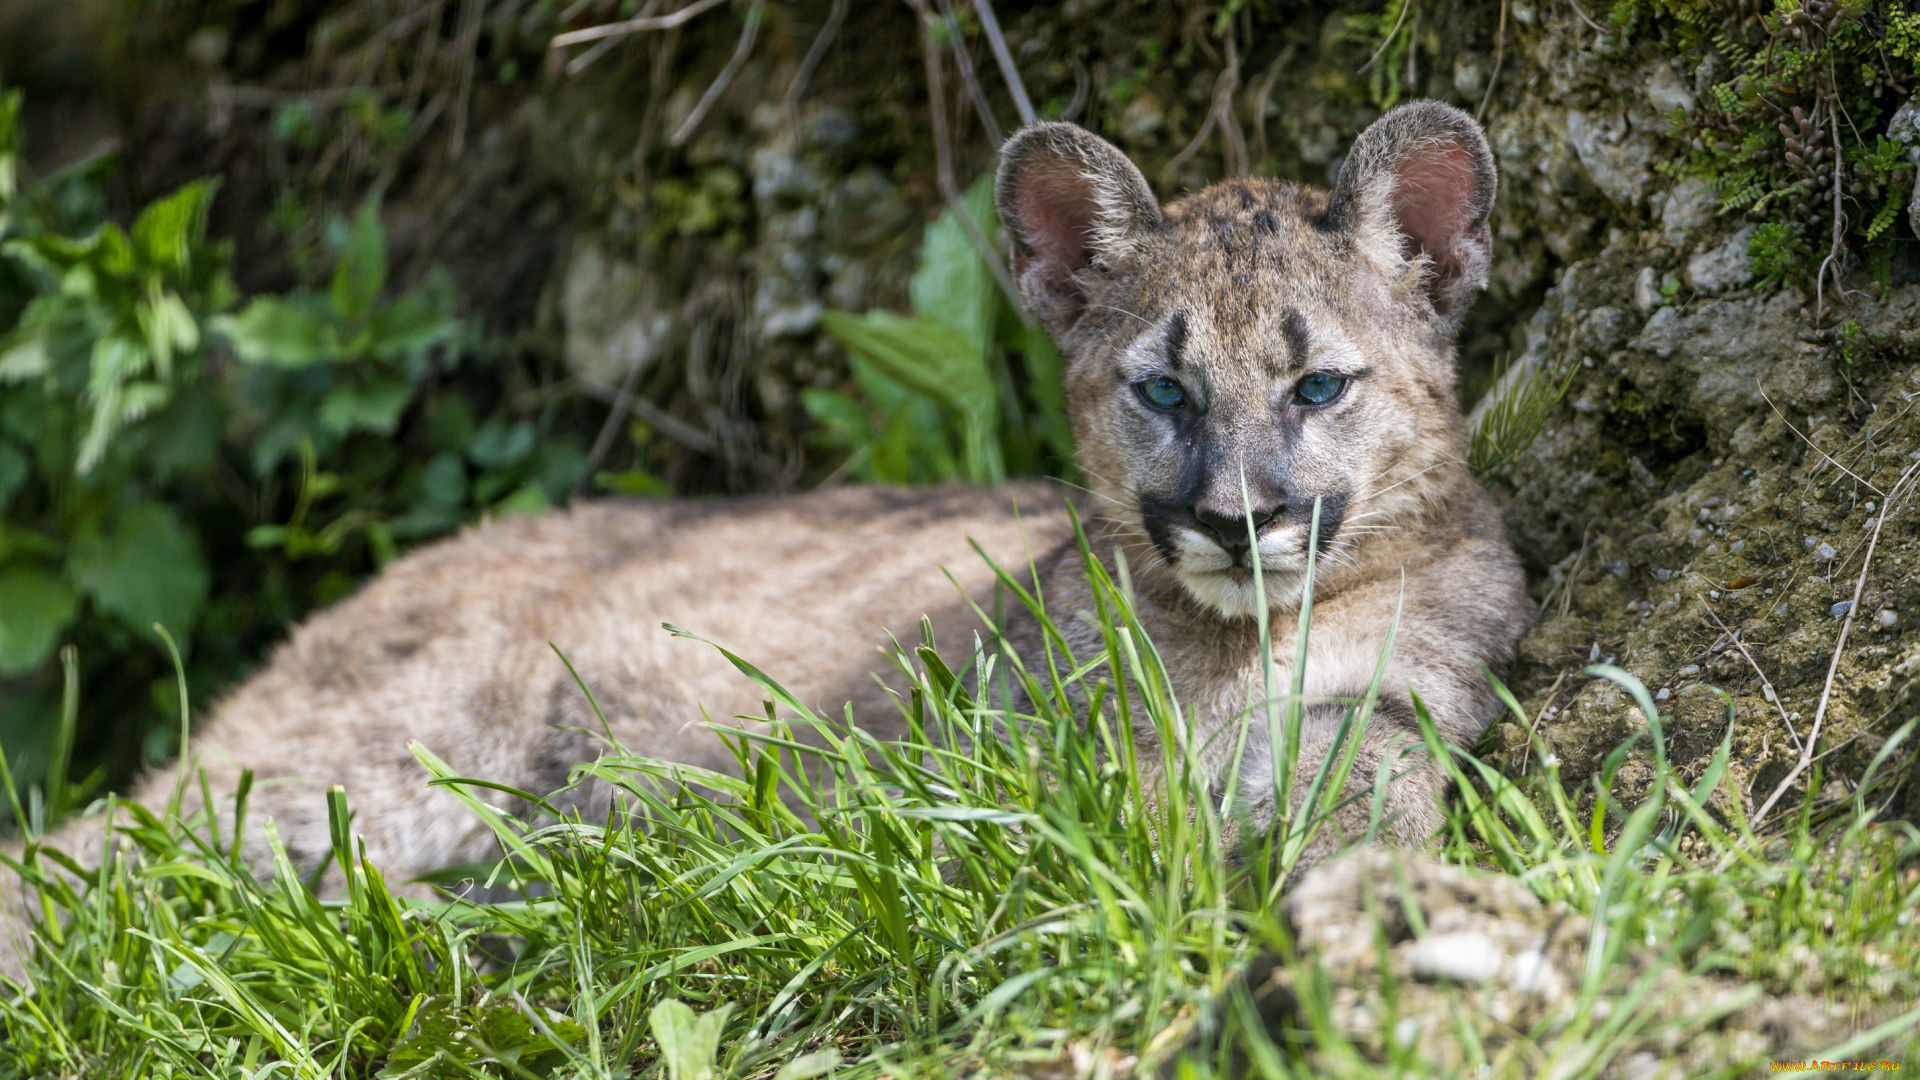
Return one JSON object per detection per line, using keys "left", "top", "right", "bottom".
{"left": 650, "top": 999, "right": 735, "bottom": 1080}
{"left": 67, "top": 502, "right": 209, "bottom": 641}
{"left": 466, "top": 420, "right": 535, "bottom": 469}
{"left": 217, "top": 296, "right": 334, "bottom": 367}
{"left": 364, "top": 292, "right": 453, "bottom": 359}
{"left": 319, "top": 374, "right": 413, "bottom": 435}
{"left": 823, "top": 309, "right": 1002, "bottom": 483}
{"left": 0, "top": 335, "right": 47, "bottom": 382}
{"left": 330, "top": 196, "right": 387, "bottom": 324}
{"left": 137, "top": 286, "right": 199, "bottom": 376}
{"left": 910, "top": 174, "right": 999, "bottom": 358}
{"left": 130, "top": 179, "right": 219, "bottom": 276}
{"left": 493, "top": 484, "right": 548, "bottom": 516}
{"left": 0, "top": 566, "right": 77, "bottom": 673}
{"left": 800, "top": 386, "right": 873, "bottom": 449}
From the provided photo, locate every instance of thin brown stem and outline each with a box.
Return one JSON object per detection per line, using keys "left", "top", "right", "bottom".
{"left": 905, "top": 0, "right": 1026, "bottom": 313}
{"left": 782, "top": 0, "right": 850, "bottom": 135}
{"left": 971, "top": 0, "right": 1036, "bottom": 125}
{"left": 937, "top": 0, "right": 1004, "bottom": 146}
{"left": 1754, "top": 459, "right": 1920, "bottom": 823}
{"left": 1477, "top": 0, "right": 1507, "bottom": 123}
{"left": 550, "top": 0, "right": 726, "bottom": 48}
{"left": 670, "top": 0, "right": 767, "bottom": 147}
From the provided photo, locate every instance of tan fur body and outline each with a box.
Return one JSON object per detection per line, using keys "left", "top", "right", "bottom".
{"left": 3, "top": 103, "right": 1533, "bottom": 981}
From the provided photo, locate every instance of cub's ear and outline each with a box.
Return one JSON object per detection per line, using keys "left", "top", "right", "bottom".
{"left": 1329, "top": 101, "right": 1497, "bottom": 322}
{"left": 995, "top": 122, "right": 1163, "bottom": 336}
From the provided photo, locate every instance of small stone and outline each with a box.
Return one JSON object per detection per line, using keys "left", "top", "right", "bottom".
{"left": 1655, "top": 688, "right": 1671, "bottom": 701}
{"left": 1831, "top": 600, "right": 1854, "bottom": 618}
{"left": 1877, "top": 609, "right": 1900, "bottom": 629}
{"left": 1407, "top": 931, "right": 1505, "bottom": 984}
{"left": 1684, "top": 225, "right": 1757, "bottom": 294}
{"left": 1680, "top": 664, "right": 1700, "bottom": 675}
{"left": 1656, "top": 569, "right": 1673, "bottom": 582}
{"left": 1813, "top": 542, "right": 1838, "bottom": 563}
{"left": 1633, "top": 267, "right": 1663, "bottom": 313}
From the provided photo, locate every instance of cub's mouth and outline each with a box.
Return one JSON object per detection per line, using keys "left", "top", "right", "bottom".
{"left": 1138, "top": 495, "right": 1348, "bottom": 618}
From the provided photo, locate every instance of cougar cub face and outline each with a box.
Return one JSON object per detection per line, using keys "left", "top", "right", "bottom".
{"left": 997, "top": 103, "right": 1497, "bottom": 617}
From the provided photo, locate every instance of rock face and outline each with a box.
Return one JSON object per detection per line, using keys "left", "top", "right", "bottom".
{"left": 1196, "top": 851, "right": 1860, "bottom": 1074}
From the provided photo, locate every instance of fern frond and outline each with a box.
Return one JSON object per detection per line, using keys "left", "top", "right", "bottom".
{"left": 1468, "top": 353, "right": 1577, "bottom": 480}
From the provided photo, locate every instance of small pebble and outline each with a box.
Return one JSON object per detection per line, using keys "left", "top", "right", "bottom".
{"left": 1656, "top": 569, "right": 1673, "bottom": 582}
{"left": 1775, "top": 604, "right": 1788, "bottom": 616}
{"left": 1407, "top": 931, "right": 1504, "bottom": 984}
{"left": 1708, "top": 590, "right": 1720, "bottom": 600}
{"left": 1831, "top": 600, "right": 1854, "bottom": 618}
{"left": 1813, "top": 542, "right": 1837, "bottom": 563}
{"left": 1655, "top": 688, "right": 1671, "bottom": 701}
{"left": 1878, "top": 609, "right": 1900, "bottom": 629}
{"left": 1679, "top": 664, "right": 1700, "bottom": 675}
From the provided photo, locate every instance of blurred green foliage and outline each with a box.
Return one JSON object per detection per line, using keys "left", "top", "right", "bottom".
{"left": 0, "top": 86, "right": 591, "bottom": 816}
{"left": 811, "top": 178, "right": 1073, "bottom": 486}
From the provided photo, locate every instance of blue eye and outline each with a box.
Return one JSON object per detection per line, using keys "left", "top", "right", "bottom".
{"left": 1294, "top": 373, "right": 1349, "bottom": 406}
{"left": 1137, "top": 376, "right": 1188, "bottom": 410}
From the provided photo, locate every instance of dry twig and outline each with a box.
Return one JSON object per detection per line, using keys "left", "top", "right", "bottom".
{"left": 1753, "top": 457, "right": 1920, "bottom": 822}
{"left": 449, "top": 0, "right": 484, "bottom": 159}
{"left": 1704, "top": 606, "right": 1803, "bottom": 752}
{"left": 1163, "top": 35, "right": 1246, "bottom": 184}
{"left": 904, "top": 0, "right": 1025, "bottom": 311}
{"left": 671, "top": 0, "right": 768, "bottom": 146}
{"left": 550, "top": 0, "right": 727, "bottom": 48}
{"left": 782, "top": 0, "right": 850, "bottom": 134}
{"left": 971, "top": 0, "right": 1036, "bottom": 126}
{"left": 1757, "top": 379, "right": 1885, "bottom": 496}
{"left": 937, "top": 0, "right": 1004, "bottom": 145}
{"left": 1477, "top": 0, "right": 1507, "bottom": 122}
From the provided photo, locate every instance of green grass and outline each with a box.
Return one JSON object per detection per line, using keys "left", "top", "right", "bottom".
{"left": 2, "top": 520, "right": 1918, "bottom": 1078}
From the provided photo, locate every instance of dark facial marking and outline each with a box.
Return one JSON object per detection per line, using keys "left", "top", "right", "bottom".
{"left": 1238, "top": 186, "right": 1255, "bottom": 210}
{"left": 1281, "top": 309, "right": 1311, "bottom": 368}
{"left": 1165, "top": 310, "right": 1189, "bottom": 368}
{"left": 1253, "top": 209, "right": 1277, "bottom": 234}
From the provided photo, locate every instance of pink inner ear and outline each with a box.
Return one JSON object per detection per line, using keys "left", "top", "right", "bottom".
{"left": 1016, "top": 163, "right": 1097, "bottom": 271}
{"left": 1390, "top": 143, "right": 1478, "bottom": 265}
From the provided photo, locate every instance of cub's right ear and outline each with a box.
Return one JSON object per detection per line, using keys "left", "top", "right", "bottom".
{"left": 995, "top": 122, "right": 1163, "bottom": 337}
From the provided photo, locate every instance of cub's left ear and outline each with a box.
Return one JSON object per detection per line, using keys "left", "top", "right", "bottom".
{"left": 1329, "top": 101, "right": 1497, "bottom": 322}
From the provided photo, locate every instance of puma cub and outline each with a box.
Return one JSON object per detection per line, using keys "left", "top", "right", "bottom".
{"left": 2, "top": 102, "right": 1531, "bottom": 977}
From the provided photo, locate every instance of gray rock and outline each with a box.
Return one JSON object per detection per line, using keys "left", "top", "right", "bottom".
{"left": 1565, "top": 109, "right": 1654, "bottom": 207}
{"left": 1885, "top": 96, "right": 1920, "bottom": 236}
{"left": 561, "top": 243, "right": 675, "bottom": 392}
{"left": 1685, "top": 226, "right": 1757, "bottom": 294}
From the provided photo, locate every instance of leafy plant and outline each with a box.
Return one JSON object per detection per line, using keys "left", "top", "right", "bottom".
{"left": 813, "top": 177, "right": 1073, "bottom": 486}
{"left": 0, "top": 85, "right": 592, "bottom": 814}
{"left": 1467, "top": 352, "right": 1577, "bottom": 478}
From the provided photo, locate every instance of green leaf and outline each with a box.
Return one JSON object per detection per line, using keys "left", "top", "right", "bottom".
{"left": 330, "top": 196, "right": 387, "bottom": 324}
{"left": 0, "top": 335, "right": 48, "bottom": 382}
{"left": 800, "top": 387, "right": 874, "bottom": 449}
{"left": 649, "top": 999, "right": 735, "bottom": 1080}
{"left": 910, "top": 174, "right": 999, "bottom": 358}
{"left": 319, "top": 374, "right": 413, "bottom": 435}
{"left": 594, "top": 468, "right": 672, "bottom": 496}
{"left": 364, "top": 292, "right": 453, "bottom": 360}
{"left": 822, "top": 309, "right": 1002, "bottom": 483}
{"left": 774, "top": 1050, "right": 842, "bottom": 1080}
{"left": 130, "top": 179, "right": 219, "bottom": 276}
{"left": 67, "top": 502, "right": 209, "bottom": 641}
{"left": 0, "top": 566, "right": 78, "bottom": 673}
{"left": 493, "top": 484, "right": 548, "bottom": 516}
{"left": 218, "top": 297, "right": 335, "bottom": 367}
{"left": 136, "top": 287, "right": 199, "bottom": 376}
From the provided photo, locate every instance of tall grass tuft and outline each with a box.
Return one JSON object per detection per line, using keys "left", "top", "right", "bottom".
{"left": 2, "top": 523, "right": 1917, "bottom": 1077}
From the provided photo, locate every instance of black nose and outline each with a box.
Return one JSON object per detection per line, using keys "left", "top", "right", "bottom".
{"left": 1192, "top": 504, "right": 1283, "bottom": 555}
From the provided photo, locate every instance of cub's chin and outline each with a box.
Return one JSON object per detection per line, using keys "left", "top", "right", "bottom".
{"left": 1175, "top": 564, "right": 1310, "bottom": 620}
